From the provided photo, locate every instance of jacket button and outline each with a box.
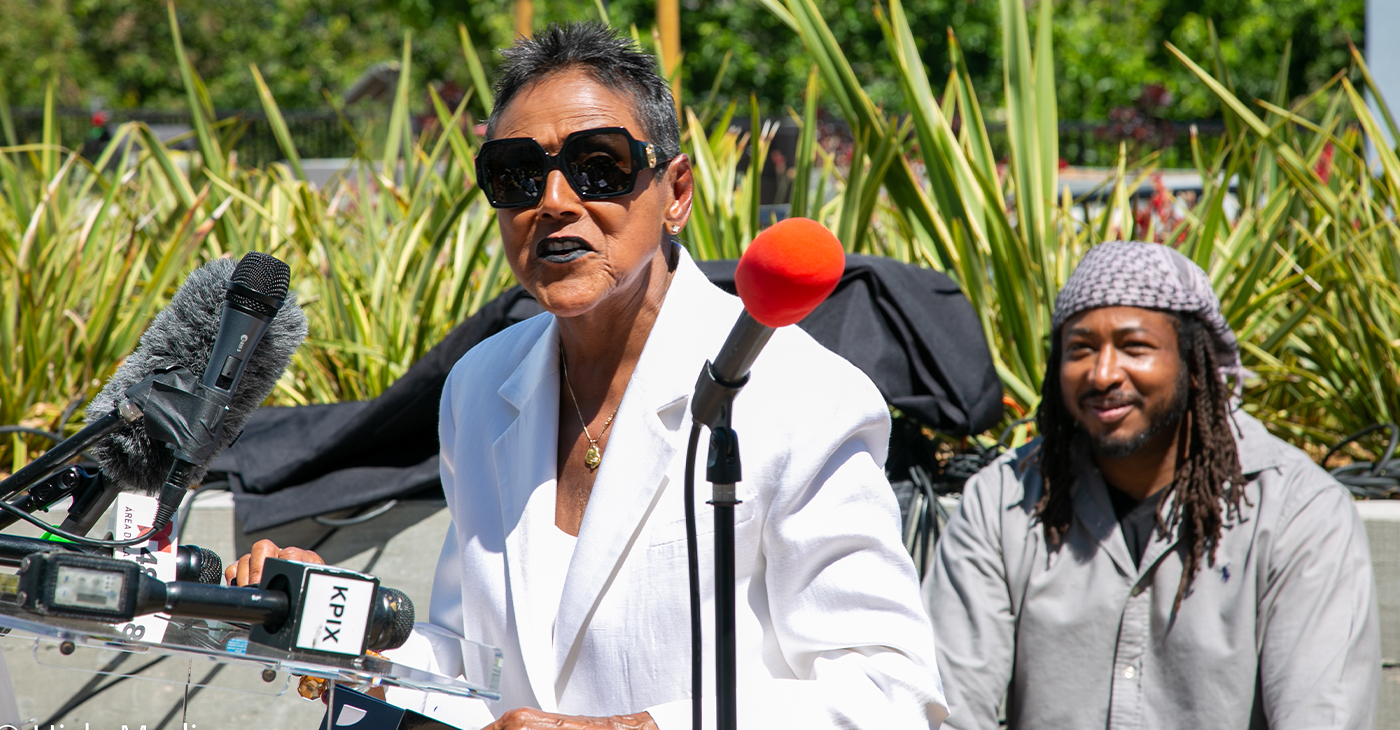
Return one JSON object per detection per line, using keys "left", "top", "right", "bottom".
{"left": 1124, "top": 666, "right": 1137, "bottom": 679}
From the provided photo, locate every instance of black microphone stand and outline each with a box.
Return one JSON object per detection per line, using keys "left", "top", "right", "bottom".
{"left": 0, "top": 367, "right": 228, "bottom": 547}
{"left": 690, "top": 313, "right": 768, "bottom": 730}
{"left": 706, "top": 405, "right": 742, "bottom": 730}
{"left": 0, "top": 402, "right": 139, "bottom": 501}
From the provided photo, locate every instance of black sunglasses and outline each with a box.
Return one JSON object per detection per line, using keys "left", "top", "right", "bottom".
{"left": 475, "top": 127, "right": 669, "bottom": 209}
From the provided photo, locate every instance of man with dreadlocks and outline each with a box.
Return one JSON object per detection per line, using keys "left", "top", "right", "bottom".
{"left": 927, "top": 241, "right": 1379, "bottom": 729}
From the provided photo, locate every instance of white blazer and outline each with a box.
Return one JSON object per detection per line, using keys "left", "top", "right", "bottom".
{"left": 385, "top": 249, "right": 946, "bottom": 729}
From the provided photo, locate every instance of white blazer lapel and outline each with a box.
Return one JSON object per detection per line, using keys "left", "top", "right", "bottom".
{"left": 492, "top": 318, "right": 564, "bottom": 712}
{"left": 552, "top": 254, "right": 719, "bottom": 697}
{"left": 552, "top": 386, "right": 686, "bottom": 696}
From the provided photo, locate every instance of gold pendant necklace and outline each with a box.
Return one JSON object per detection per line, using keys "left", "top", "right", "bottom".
{"left": 561, "top": 349, "right": 620, "bottom": 471}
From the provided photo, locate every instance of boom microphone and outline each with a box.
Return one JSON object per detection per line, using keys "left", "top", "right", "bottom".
{"left": 86, "top": 253, "right": 307, "bottom": 495}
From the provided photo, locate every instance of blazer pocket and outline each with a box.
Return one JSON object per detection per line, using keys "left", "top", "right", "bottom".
{"left": 648, "top": 500, "right": 755, "bottom": 548}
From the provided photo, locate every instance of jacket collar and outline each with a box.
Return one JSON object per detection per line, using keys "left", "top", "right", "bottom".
{"left": 1069, "top": 408, "right": 1280, "bottom": 580}
{"left": 492, "top": 315, "right": 562, "bottom": 710}
{"left": 1229, "top": 408, "right": 1285, "bottom": 476}
{"left": 490, "top": 247, "right": 733, "bottom": 706}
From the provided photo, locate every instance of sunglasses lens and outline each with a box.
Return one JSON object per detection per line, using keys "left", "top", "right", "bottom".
{"left": 563, "top": 132, "right": 635, "bottom": 197}
{"left": 481, "top": 141, "right": 545, "bottom": 206}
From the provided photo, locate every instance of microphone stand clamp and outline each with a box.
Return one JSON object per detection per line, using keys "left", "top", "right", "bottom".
{"left": 122, "top": 366, "right": 233, "bottom": 529}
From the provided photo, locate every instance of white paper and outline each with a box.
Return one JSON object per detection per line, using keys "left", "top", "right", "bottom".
{"left": 295, "top": 572, "right": 376, "bottom": 656}
{"left": 106, "top": 492, "right": 180, "bottom": 643}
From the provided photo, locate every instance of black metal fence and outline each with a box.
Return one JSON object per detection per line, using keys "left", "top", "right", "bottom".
{"left": 6, "top": 108, "right": 362, "bottom": 168}
{"left": 1025, "top": 120, "right": 1230, "bottom": 168}
{"left": 7, "top": 107, "right": 1230, "bottom": 187}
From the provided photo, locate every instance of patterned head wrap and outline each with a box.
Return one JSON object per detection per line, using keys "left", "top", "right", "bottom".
{"left": 1051, "top": 241, "right": 1251, "bottom": 393}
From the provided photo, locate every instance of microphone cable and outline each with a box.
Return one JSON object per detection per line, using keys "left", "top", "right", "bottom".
{"left": 1323, "top": 423, "right": 1400, "bottom": 499}
{"left": 0, "top": 492, "right": 167, "bottom": 547}
{"left": 683, "top": 423, "right": 703, "bottom": 730}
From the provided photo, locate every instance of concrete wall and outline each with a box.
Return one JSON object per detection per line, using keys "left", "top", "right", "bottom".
{"left": 1358, "top": 500, "right": 1400, "bottom": 723}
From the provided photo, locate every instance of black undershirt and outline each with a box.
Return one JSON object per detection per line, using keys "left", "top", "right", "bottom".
{"left": 1106, "top": 485, "right": 1166, "bottom": 569}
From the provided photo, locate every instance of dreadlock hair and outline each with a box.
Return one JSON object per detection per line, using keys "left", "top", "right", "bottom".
{"left": 1035, "top": 312, "right": 1246, "bottom": 613}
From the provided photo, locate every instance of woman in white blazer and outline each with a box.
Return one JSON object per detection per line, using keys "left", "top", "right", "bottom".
{"left": 228, "top": 22, "right": 945, "bottom": 730}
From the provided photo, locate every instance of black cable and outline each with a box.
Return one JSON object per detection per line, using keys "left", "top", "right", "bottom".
{"left": 1322, "top": 423, "right": 1398, "bottom": 472}
{"left": 683, "top": 422, "right": 703, "bottom": 730}
{"left": 56, "top": 395, "right": 87, "bottom": 435}
{"left": 177, "top": 481, "right": 229, "bottom": 542}
{"left": 0, "top": 426, "right": 64, "bottom": 443}
{"left": 0, "top": 494, "right": 165, "bottom": 547}
{"left": 0, "top": 417, "right": 101, "bottom": 464}
{"left": 996, "top": 415, "right": 1036, "bottom": 449}
{"left": 309, "top": 523, "right": 343, "bottom": 553}
{"left": 0, "top": 417, "right": 176, "bottom": 547}
{"left": 1323, "top": 423, "right": 1400, "bottom": 499}
{"left": 910, "top": 465, "right": 939, "bottom": 576}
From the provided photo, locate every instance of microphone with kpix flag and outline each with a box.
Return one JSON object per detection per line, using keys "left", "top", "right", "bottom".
{"left": 685, "top": 217, "right": 846, "bottom": 730}
{"left": 5, "top": 553, "right": 414, "bottom": 654}
{"left": 0, "top": 252, "right": 308, "bottom": 545}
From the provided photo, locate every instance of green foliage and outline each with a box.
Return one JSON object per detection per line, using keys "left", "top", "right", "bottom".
{"left": 1, "top": 0, "right": 1395, "bottom": 474}
{"left": 0, "top": 0, "right": 467, "bottom": 109}
{"left": 604, "top": 0, "right": 1001, "bottom": 116}
{"left": 765, "top": 0, "right": 1399, "bottom": 449}
{"left": 2, "top": 0, "right": 1363, "bottom": 122}
{"left": 0, "top": 18, "right": 513, "bottom": 470}
{"left": 1053, "top": 0, "right": 1365, "bottom": 120}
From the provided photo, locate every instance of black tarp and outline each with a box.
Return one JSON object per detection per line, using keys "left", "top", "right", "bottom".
{"left": 210, "top": 255, "right": 1001, "bottom": 532}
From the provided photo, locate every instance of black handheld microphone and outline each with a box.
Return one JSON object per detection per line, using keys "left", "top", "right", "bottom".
{"left": 202, "top": 252, "right": 288, "bottom": 395}
{"left": 0, "top": 255, "right": 305, "bottom": 515}
{"left": 174, "top": 545, "right": 224, "bottom": 585}
{"left": 129, "top": 252, "right": 293, "bottom": 529}
{"left": 0, "top": 534, "right": 223, "bottom": 584}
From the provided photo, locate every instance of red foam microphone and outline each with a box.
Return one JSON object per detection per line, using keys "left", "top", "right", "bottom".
{"left": 734, "top": 217, "right": 846, "bottom": 328}
{"left": 686, "top": 218, "right": 845, "bottom": 730}
{"left": 691, "top": 218, "right": 846, "bottom": 429}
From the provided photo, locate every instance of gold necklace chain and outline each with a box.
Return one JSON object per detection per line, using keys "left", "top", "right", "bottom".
{"left": 560, "top": 349, "right": 620, "bottom": 471}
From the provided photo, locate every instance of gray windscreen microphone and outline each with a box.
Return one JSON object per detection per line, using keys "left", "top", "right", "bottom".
{"left": 86, "top": 253, "right": 307, "bottom": 495}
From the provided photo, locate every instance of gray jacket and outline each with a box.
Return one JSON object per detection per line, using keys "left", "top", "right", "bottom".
{"left": 928, "top": 412, "right": 1379, "bottom": 729}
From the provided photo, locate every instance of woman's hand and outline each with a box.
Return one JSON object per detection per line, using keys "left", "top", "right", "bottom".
{"left": 483, "top": 709, "right": 658, "bottom": 730}
{"left": 225, "top": 538, "right": 325, "bottom": 586}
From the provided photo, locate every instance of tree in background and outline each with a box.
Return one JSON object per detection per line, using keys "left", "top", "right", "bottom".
{"left": 0, "top": 0, "right": 468, "bottom": 109}
{"left": 1054, "top": 0, "right": 1365, "bottom": 120}
{"left": 0, "top": 0, "right": 1366, "bottom": 121}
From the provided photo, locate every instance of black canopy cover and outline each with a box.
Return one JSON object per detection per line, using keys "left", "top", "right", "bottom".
{"left": 210, "top": 255, "right": 1002, "bottom": 532}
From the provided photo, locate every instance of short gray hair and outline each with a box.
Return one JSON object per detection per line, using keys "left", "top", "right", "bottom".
{"left": 486, "top": 22, "right": 681, "bottom": 162}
